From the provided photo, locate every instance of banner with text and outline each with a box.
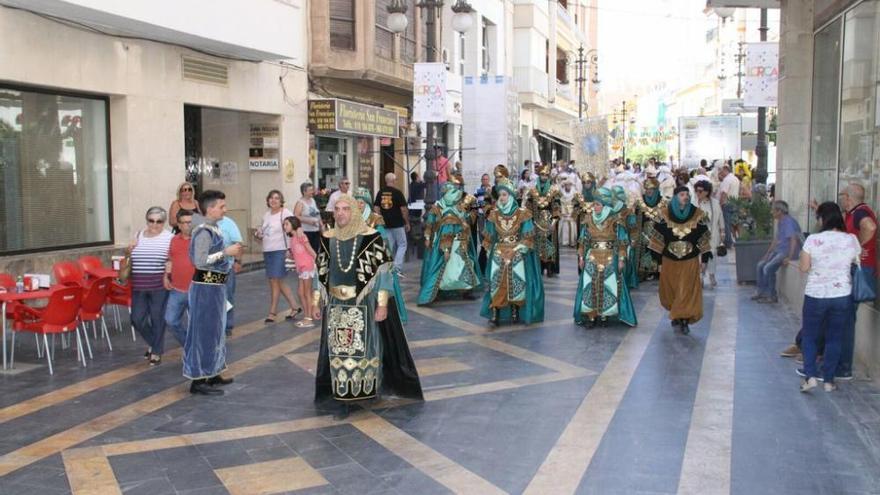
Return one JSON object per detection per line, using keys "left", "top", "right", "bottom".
{"left": 413, "top": 63, "right": 447, "bottom": 123}
{"left": 744, "top": 42, "right": 779, "bottom": 107}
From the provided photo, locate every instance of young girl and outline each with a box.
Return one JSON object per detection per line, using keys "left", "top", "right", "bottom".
{"left": 283, "top": 216, "right": 318, "bottom": 327}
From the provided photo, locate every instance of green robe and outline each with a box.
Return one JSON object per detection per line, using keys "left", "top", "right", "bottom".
{"left": 418, "top": 200, "right": 482, "bottom": 304}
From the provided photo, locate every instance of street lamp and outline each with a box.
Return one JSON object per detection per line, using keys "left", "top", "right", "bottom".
{"left": 573, "top": 46, "right": 599, "bottom": 120}
{"left": 713, "top": 7, "right": 736, "bottom": 19}
{"left": 386, "top": 0, "right": 473, "bottom": 206}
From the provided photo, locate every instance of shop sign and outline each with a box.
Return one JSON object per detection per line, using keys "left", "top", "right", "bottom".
{"left": 308, "top": 99, "right": 399, "bottom": 138}
{"left": 249, "top": 123, "right": 280, "bottom": 170}
{"left": 357, "top": 137, "right": 375, "bottom": 191}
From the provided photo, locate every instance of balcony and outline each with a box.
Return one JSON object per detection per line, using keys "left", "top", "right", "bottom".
{"left": 0, "top": 0, "right": 305, "bottom": 61}
{"left": 514, "top": 67, "right": 550, "bottom": 107}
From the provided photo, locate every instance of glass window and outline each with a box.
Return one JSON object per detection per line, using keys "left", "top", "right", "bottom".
{"left": 375, "top": 0, "right": 393, "bottom": 59}
{"left": 0, "top": 86, "right": 111, "bottom": 255}
{"left": 315, "top": 136, "right": 349, "bottom": 191}
{"left": 808, "top": 18, "right": 841, "bottom": 230}
{"left": 330, "top": 0, "right": 356, "bottom": 50}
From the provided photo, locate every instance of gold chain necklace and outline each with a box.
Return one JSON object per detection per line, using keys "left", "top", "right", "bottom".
{"left": 334, "top": 237, "right": 358, "bottom": 273}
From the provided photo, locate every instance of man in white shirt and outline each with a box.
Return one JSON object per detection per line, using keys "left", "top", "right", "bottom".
{"left": 324, "top": 177, "right": 351, "bottom": 215}
{"left": 718, "top": 165, "right": 740, "bottom": 247}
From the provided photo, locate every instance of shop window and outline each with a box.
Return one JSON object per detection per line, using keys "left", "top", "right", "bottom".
{"left": 315, "top": 136, "right": 349, "bottom": 192}
{"left": 330, "top": 0, "right": 356, "bottom": 50}
{"left": 807, "top": 18, "right": 841, "bottom": 231}
{"left": 375, "top": 0, "right": 394, "bottom": 59}
{"left": 401, "top": 0, "right": 418, "bottom": 64}
{"left": 0, "top": 86, "right": 112, "bottom": 255}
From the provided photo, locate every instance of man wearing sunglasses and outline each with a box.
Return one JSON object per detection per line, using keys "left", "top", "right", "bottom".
{"left": 324, "top": 177, "right": 352, "bottom": 217}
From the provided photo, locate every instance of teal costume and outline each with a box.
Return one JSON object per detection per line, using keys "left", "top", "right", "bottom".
{"left": 574, "top": 188, "right": 637, "bottom": 326}
{"left": 418, "top": 183, "right": 482, "bottom": 304}
{"left": 612, "top": 186, "right": 640, "bottom": 290}
{"left": 480, "top": 179, "right": 545, "bottom": 325}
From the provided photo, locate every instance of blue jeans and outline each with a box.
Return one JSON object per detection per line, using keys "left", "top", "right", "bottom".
{"left": 722, "top": 202, "right": 735, "bottom": 247}
{"left": 386, "top": 227, "right": 408, "bottom": 270}
{"left": 132, "top": 288, "right": 169, "bottom": 355}
{"left": 756, "top": 252, "right": 786, "bottom": 298}
{"left": 225, "top": 269, "right": 236, "bottom": 334}
{"left": 164, "top": 289, "right": 189, "bottom": 347}
{"left": 801, "top": 294, "right": 852, "bottom": 383}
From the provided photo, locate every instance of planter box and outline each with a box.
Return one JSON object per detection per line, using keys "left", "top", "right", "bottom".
{"left": 735, "top": 239, "right": 772, "bottom": 283}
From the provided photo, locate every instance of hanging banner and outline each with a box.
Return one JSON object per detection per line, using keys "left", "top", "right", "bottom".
{"left": 573, "top": 116, "right": 609, "bottom": 178}
{"left": 743, "top": 42, "right": 779, "bottom": 107}
{"left": 413, "top": 62, "right": 448, "bottom": 123}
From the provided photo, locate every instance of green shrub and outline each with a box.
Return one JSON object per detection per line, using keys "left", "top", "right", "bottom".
{"left": 730, "top": 196, "right": 773, "bottom": 241}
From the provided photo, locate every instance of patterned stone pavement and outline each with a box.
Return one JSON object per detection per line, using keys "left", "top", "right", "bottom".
{"left": 0, "top": 250, "right": 878, "bottom": 494}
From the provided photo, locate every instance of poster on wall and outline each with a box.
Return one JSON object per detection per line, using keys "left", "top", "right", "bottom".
{"left": 249, "top": 124, "right": 280, "bottom": 170}
{"left": 413, "top": 63, "right": 447, "bottom": 123}
{"left": 357, "top": 137, "right": 374, "bottom": 191}
{"left": 743, "top": 42, "right": 779, "bottom": 107}
{"left": 678, "top": 116, "right": 741, "bottom": 169}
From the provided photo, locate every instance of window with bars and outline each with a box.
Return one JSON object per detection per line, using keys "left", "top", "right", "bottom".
{"left": 330, "top": 0, "right": 356, "bottom": 50}
{"left": 0, "top": 86, "right": 112, "bottom": 255}
{"left": 375, "top": 0, "right": 394, "bottom": 59}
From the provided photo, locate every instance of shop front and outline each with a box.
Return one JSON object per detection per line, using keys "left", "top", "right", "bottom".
{"left": 535, "top": 130, "right": 573, "bottom": 164}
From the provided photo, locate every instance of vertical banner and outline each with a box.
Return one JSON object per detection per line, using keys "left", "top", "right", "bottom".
{"left": 357, "top": 137, "right": 374, "bottom": 191}
{"left": 573, "top": 117, "right": 609, "bottom": 179}
{"left": 413, "top": 62, "right": 447, "bottom": 122}
{"left": 743, "top": 42, "right": 779, "bottom": 107}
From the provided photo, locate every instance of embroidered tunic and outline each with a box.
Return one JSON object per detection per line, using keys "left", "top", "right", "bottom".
{"left": 418, "top": 194, "right": 482, "bottom": 304}
{"left": 522, "top": 181, "right": 561, "bottom": 275}
{"left": 636, "top": 194, "right": 665, "bottom": 279}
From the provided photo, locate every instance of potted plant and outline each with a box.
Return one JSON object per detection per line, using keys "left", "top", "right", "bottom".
{"left": 730, "top": 195, "right": 773, "bottom": 283}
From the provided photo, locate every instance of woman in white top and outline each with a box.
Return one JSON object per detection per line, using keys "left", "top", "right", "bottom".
{"left": 797, "top": 202, "right": 861, "bottom": 393}
{"left": 130, "top": 206, "right": 174, "bottom": 365}
{"left": 693, "top": 180, "right": 724, "bottom": 288}
{"left": 294, "top": 182, "right": 323, "bottom": 254}
{"left": 254, "top": 190, "right": 301, "bottom": 323}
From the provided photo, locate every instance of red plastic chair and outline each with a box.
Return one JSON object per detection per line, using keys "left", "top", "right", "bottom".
{"left": 53, "top": 261, "right": 84, "bottom": 287}
{"left": 11, "top": 286, "right": 84, "bottom": 375}
{"left": 107, "top": 282, "right": 134, "bottom": 341}
{"left": 77, "top": 256, "right": 104, "bottom": 278}
{"left": 0, "top": 273, "right": 16, "bottom": 318}
{"left": 78, "top": 276, "right": 113, "bottom": 357}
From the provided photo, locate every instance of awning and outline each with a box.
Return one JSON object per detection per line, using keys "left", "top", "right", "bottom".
{"left": 535, "top": 131, "right": 573, "bottom": 148}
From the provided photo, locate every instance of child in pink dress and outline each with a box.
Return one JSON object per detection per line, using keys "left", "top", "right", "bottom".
{"left": 283, "top": 217, "right": 318, "bottom": 327}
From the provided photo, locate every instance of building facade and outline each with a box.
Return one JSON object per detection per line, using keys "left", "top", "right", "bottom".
{"left": 0, "top": 0, "right": 309, "bottom": 271}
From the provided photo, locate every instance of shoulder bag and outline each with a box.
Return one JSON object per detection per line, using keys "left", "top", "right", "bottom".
{"left": 852, "top": 264, "right": 876, "bottom": 304}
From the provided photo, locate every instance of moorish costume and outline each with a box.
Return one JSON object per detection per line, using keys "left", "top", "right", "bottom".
{"left": 574, "top": 188, "right": 637, "bottom": 327}
{"left": 480, "top": 179, "right": 545, "bottom": 325}
{"left": 522, "top": 164, "right": 561, "bottom": 277}
{"left": 612, "top": 186, "right": 640, "bottom": 290}
{"left": 559, "top": 183, "right": 579, "bottom": 247}
{"left": 419, "top": 181, "right": 482, "bottom": 304}
{"left": 185, "top": 220, "right": 232, "bottom": 391}
{"left": 314, "top": 195, "right": 423, "bottom": 402}
{"left": 647, "top": 187, "right": 712, "bottom": 334}
{"left": 636, "top": 179, "right": 665, "bottom": 281}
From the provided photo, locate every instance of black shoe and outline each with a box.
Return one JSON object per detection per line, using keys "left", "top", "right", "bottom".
{"left": 680, "top": 322, "right": 690, "bottom": 335}
{"left": 587, "top": 318, "right": 597, "bottom": 329}
{"left": 207, "top": 375, "right": 234, "bottom": 386}
{"left": 190, "top": 380, "right": 224, "bottom": 396}
{"left": 462, "top": 291, "right": 476, "bottom": 300}
{"left": 511, "top": 306, "right": 520, "bottom": 323}
{"left": 671, "top": 319, "right": 681, "bottom": 328}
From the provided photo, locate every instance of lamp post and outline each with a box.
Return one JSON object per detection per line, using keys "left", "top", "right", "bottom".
{"left": 611, "top": 100, "right": 636, "bottom": 163}
{"left": 387, "top": 0, "right": 473, "bottom": 207}
{"left": 754, "top": 7, "right": 769, "bottom": 185}
{"left": 574, "top": 46, "right": 599, "bottom": 120}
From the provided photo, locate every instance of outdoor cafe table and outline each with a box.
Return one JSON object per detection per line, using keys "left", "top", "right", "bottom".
{"left": 0, "top": 289, "right": 54, "bottom": 370}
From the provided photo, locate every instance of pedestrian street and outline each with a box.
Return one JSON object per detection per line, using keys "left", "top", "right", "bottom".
{"left": 0, "top": 251, "right": 877, "bottom": 495}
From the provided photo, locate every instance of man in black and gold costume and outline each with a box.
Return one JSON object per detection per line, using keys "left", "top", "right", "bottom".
{"left": 636, "top": 178, "right": 665, "bottom": 280}
{"left": 647, "top": 186, "right": 712, "bottom": 335}
{"left": 522, "top": 163, "right": 561, "bottom": 277}
{"left": 313, "top": 194, "right": 423, "bottom": 402}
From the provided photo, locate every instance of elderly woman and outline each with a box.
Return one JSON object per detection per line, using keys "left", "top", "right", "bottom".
{"left": 798, "top": 202, "right": 861, "bottom": 393}
{"left": 254, "top": 189, "right": 301, "bottom": 323}
{"left": 693, "top": 180, "right": 723, "bottom": 288}
{"left": 169, "top": 182, "right": 201, "bottom": 230}
{"left": 130, "top": 206, "right": 174, "bottom": 365}
{"left": 294, "top": 182, "right": 323, "bottom": 254}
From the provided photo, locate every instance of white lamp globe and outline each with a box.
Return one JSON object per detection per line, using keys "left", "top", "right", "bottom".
{"left": 452, "top": 12, "right": 473, "bottom": 33}
{"left": 387, "top": 12, "right": 409, "bottom": 34}
{"left": 714, "top": 7, "right": 736, "bottom": 19}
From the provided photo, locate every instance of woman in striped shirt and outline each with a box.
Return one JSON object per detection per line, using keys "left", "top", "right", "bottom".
{"left": 130, "top": 206, "right": 174, "bottom": 365}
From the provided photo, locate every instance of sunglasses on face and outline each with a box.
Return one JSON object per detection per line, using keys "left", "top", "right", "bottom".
{"left": 181, "top": 187, "right": 193, "bottom": 192}
{"left": 147, "top": 218, "right": 164, "bottom": 224}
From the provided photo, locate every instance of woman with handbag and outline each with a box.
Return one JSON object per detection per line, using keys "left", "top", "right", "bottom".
{"left": 254, "top": 190, "right": 301, "bottom": 323}
{"left": 130, "top": 207, "right": 174, "bottom": 365}
{"left": 693, "top": 180, "right": 724, "bottom": 288}
{"left": 797, "top": 202, "right": 861, "bottom": 393}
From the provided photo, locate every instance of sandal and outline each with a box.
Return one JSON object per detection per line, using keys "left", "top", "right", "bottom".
{"left": 295, "top": 320, "right": 314, "bottom": 328}
{"left": 285, "top": 308, "right": 303, "bottom": 321}
{"left": 264, "top": 313, "right": 278, "bottom": 323}
{"left": 149, "top": 354, "right": 162, "bottom": 366}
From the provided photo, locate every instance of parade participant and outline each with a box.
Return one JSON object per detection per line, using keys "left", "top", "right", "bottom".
{"left": 313, "top": 194, "right": 423, "bottom": 402}
{"left": 419, "top": 178, "right": 482, "bottom": 305}
{"left": 353, "top": 187, "right": 408, "bottom": 324}
{"left": 522, "top": 163, "right": 561, "bottom": 277}
{"left": 185, "top": 190, "right": 241, "bottom": 396}
{"left": 612, "top": 186, "right": 640, "bottom": 290}
{"left": 647, "top": 186, "right": 712, "bottom": 335}
{"left": 480, "top": 178, "right": 545, "bottom": 326}
{"left": 574, "top": 187, "right": 637, "bottom": 328}
{"left": 657, "top": 165, "right": 676, "bottom": 199}
{"left": 580, "top": 171, "right": 597, "bottom": 203}
{"left": 636, "top": 178, "right": 665, "bottom": 281}
{"left": 559, "top": 180, "right": 579, "bottom": 247}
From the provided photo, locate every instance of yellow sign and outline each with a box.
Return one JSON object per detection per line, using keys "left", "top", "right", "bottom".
{"left": 308, "top": 99, "right": 399, "bottom": 138}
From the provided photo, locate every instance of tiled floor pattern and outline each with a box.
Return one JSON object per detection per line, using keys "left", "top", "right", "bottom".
{"left": 0, "top": 251, "right": 878, "bottom": 494}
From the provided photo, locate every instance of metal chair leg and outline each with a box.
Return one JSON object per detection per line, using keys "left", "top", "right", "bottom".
{"left": 51, "top": 335, "right": 56, "bottom": 360}
{"left": 43, "top": 334, "right": 53, "bottom": 375}
{"left": 10, "top": 331, "right": 15, "bottom": 368}
{"left": 101, "top": 316, "right": 113, "bottom": 351}
{"left": 81, "top": 322, "right": 93, "bottom": 360}
{"left": 75, "top": 329, "right": 87, "bottom": 367}
{"left": 35, "top": 334, "right": 42, "bottom": 358}
{"left": 129, "top": 307, "right": 136, "bottom": 342}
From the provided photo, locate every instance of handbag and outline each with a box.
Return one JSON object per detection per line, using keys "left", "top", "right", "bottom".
{"left": 716, "top": 245, "right": 727, "bottom": 257}
{"left": 118, "top": 231, "right": 141, "bottom": 282}
{"left": 852, "top": 264, "right": 876, "bottom": 303}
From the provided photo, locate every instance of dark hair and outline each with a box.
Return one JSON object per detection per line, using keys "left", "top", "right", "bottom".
{"left": 283, "top": 215, "right": 301, "bottom": 235}
{"left": 521, "top": 170, "right": 530, "bottom": 180}
{"left": 176, "top": 208, "right": 195, "bottom": 222}
{"left": 266, "top": 189, "right": 285, "bottom": 207}
{"left": 816, "top": 202, "right": 845, "bottom": 232}
{"left": 694, "top": 180, "right": 713, "bottom": 196}
{"left": 199, "top": 190, "right": 225, "bottom": 214}
{"left": 481, "top": 173, "right": 490, "bottom": 180}
{"left": 700, "top": 159, "right": 708, "bottom": 167}
{"left": 410, "top": 171, "right": 419, "bottom": 182}
{"left": 300, "top": 182, "right": 313, "bottom": 195}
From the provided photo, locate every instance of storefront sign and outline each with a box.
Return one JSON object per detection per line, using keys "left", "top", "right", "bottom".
{"left": 357, "top": 137, "right": 374, "bottom": 191}
{"left": 744, "top": 42, "right": 779, "bottom": 107}
{"left": 308, "top": 99, "right": 398, "bottom": 138}
{"left": 249, "top": 124, "right": 280, "bottom": 170}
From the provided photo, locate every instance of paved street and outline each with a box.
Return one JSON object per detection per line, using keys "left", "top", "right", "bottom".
{"left": 0, "top": 250, "right": 878, "bottom": 494}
